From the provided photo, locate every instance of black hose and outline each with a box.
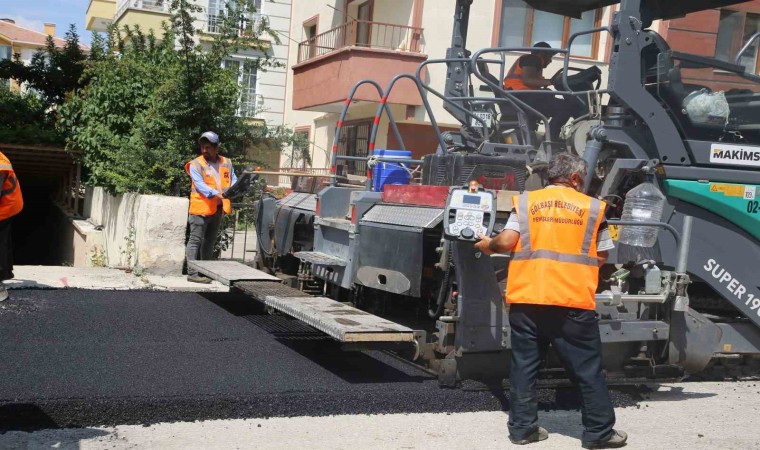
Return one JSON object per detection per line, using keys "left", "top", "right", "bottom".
{"left": 429, "top": 241, "right": 453, "bottom": 318}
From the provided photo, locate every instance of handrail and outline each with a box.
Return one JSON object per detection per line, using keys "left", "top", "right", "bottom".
{"left": 330, "top": 80, "right": 404, "bottom": 186}
{"left": 297, "top": 20, "right": 424, "bottom": 63}
{"left": 734, "top": 32, "right": 760, "bottom": 66}
{"left": 416, "top": 58, "right": 494, "bottom": 139}
{"left": 562, "top": 27, "right": 611, "bottom": 92}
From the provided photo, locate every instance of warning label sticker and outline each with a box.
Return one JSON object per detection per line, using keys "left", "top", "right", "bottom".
{"left": 710, "top": 183, "right": 745, "bottom": 197}
{"left": 710, "top": 143, "right": 760, "bottom": 167}
{"left": 608, "top": 224, "right": 620, "bottom": 241}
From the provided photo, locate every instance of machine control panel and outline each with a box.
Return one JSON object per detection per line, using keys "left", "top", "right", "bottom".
{"left": 444, "top": 182, "right": 497, "bottom": 241}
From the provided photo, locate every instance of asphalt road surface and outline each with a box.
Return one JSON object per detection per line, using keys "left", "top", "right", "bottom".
{"left": 0, "top": 289, "right": 644, "bottom": 432}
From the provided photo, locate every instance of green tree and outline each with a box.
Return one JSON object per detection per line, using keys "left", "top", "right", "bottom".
{"left": 0, "top": 25, "right": 90, "bottom": 107}
{"left": 0, "top": 85, "right": 63, "bottom": 145}
{"left": 59, "top": 0, "right": 295, "bottom": 195}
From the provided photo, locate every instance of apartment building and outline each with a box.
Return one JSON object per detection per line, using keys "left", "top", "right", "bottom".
{"left": 282, "top": 0, "right": 616, "bottom": 174}
{"left": 85, "top": 0, "right": 292, "bottom": 128}
{"left": 282, "top": 0, "right": 760, "bottom": 175}
{"left": 0, "top": 20, "right": 69, "bottom": 91}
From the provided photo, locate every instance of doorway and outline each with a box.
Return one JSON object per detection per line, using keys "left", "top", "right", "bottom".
{"left": 356, "top": 1, "right": 372, "bottom": 46}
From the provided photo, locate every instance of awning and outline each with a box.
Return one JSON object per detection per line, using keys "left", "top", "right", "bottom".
{"left": 521, "top": 0, "right": 751, "bottom": 19}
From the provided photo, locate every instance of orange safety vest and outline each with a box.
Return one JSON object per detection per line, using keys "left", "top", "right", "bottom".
{"left": 506, "top": 187, "right": 606, "bottom": 310}
{"left": 185, "top": 155, "right": 233, "bottom": 216}
{"left": 0, "top": 151, "right": 23, "bottom": 221}
{"left": 503, "top": 56, "right": 536, "bottom": 91}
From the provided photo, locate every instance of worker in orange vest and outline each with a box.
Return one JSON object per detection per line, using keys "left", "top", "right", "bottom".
{"left": 0, "top": 151, "right": 23, "bottom": 302}
{"left": 475, "top": 153, "right": 627, "bottom": 449}
{"left": 184, "top": 131, "right": 237, "bottom": 283}
{"left": 503, "top": 42, "right": 582, "bottom": 142}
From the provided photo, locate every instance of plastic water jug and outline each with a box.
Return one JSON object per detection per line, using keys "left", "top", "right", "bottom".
{"left": 372, "top": 149, "right": 412, "bottom": 192}
{"left": 618, "top": 182, "right": 666, "bottom": 248}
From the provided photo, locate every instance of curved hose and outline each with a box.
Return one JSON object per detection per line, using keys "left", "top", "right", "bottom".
{"left": 429, "top": 241, "right": 453, "bottom": 318}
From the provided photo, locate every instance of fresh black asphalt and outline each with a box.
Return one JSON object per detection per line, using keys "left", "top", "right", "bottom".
{"left": 0, "top": 289, "right": 642, "bottom": 431}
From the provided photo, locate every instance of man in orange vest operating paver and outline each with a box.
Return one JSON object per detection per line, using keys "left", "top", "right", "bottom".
{"left": 503, "top": 42, "right": 583, "bottom": 142}
{"left": 0, "top": 150, "right": 23, "bottom": 302}
{"left": 475, "top": 153, "right": 627, "bottom": 449}
{"left": 185, "top": 131, "right": 237, "bottom": 284}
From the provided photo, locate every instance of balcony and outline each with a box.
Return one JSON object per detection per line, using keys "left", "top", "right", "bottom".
{"left": 85, "top": 0, "right": 116, "bottom": 32}
{"left": 205, "top": 13, "right": 263, "bottom": 36}
{"left": 114, "top": 0, "right": 171, "bottom": 32}
{"left": 292, "top": 20, "right": 427, "bottom": 112}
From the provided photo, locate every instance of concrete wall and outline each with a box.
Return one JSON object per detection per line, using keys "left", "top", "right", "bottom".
{"left": 81, "top": 187, "right": 189, "bottom": 275}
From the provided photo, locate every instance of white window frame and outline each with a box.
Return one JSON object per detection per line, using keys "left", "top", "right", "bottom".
{"left": 207, "top": 0, "right": 263, "bottom": 35}
{"left": 222, "top": 58, "right": 261, "bottom": 118}
{"left": 497, "top": 0, "right": 602, "bottom": 60}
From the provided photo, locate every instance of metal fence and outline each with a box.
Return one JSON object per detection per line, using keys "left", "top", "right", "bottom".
{"left": 297, "top": 20, "right": 424, "bottom": 63}
{"left": 218, "top": 202, "right": 257, "bottom": 264}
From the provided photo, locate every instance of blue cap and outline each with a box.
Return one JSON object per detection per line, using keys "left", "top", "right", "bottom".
{"left": 199, "top": 131, "right": 220, "bottom": 145}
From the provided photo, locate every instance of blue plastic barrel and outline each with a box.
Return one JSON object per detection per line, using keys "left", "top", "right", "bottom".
{"left": 372, "top": 149, "right": 412, "bottom": 192}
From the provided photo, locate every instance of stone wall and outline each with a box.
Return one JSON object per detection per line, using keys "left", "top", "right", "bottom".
{"left": 79, "top": 187, "right": 189, "bottom": 275}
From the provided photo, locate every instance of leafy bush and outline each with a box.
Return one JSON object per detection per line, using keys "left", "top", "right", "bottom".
{"left": 0, "top": 85, "right": 63, "bottom": 145}
{"left": 59, "top": 0, "right": 296, "bottom": 195}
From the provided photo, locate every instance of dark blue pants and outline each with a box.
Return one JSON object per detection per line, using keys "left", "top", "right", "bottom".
{"left": 508, "top": 304, "right": 616, "bottom": 445}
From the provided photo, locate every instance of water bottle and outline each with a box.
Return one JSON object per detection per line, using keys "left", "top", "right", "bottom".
{"left": 618, "top": 181, "right": 666, "bottom": 247}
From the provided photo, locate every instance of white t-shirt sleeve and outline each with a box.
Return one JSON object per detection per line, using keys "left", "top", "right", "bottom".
{"left": 597, "top": 220, "right": 615, "bottom": 252}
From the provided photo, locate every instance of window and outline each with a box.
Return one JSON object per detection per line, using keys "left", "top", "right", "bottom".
{"left": 0, "top": 46, "right": 10, "bottom": 88}
{"left": 715, "top": 10, "right": 760, "bottom": 73}
{"left": 290, "top": 128, "right": 311, "bottom": 169}
{"left": 223, "top": 59, "right": 259, "bottom": 118}
{"left": 336, "top": 121, "right": 371, "bottom": 176}
{"left": 498, "top": 0, "right": 601, "bottom": 58}
{"left": 207, "top": 0, "right": 262, "bottom": 34}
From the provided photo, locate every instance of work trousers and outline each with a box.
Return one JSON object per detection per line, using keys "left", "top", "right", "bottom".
{"left": 186, "top": 211, "right": 223, "bottom": 276}
{"left": 0, "top": 218, "right": 13, "bottom": 281}
{"left": 508, "top": 303, "right": 615, "bottom": 445}
{"left": 518, "top": 92, "right": 584, "bottom": 141}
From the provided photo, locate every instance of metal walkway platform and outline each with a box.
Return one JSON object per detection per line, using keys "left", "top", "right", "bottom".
{"left": 193, "top": 261, "right": 414, "bottom": 345}
{"left": 266, "top": 296, "right": 414, "bottom": 343}
{"left": 294, "top": 251, "right": 347, "bottom": 267}
{"left": 188, "top": 261, "right": 280, "bottom": 286}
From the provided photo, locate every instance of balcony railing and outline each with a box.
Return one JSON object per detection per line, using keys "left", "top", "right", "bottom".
{"left": 297, "top": 20, "right": 424, "bottom": 63}
{"left": 205, "top": 12, "right": 263, "bottom": 36}
{"left": 116, "top": 0, "right": 170, "bottom": 20}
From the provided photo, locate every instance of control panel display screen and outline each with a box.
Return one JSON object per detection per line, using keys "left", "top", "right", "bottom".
{"left": 462, "top": 194, "right": 481, "bottom": 205}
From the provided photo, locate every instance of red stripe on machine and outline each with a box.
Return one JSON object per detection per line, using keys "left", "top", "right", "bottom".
{"left": 381, "top": 185, "right": 450, "bottom": 207}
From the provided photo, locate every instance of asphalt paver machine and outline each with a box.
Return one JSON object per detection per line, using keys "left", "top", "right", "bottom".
{"left": 254, "top": 0, "right": 760, "bottom": 386}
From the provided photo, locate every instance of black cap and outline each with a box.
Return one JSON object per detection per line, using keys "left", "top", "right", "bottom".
{"left": 532, "top": 41, "right": 559, "bottom": 55}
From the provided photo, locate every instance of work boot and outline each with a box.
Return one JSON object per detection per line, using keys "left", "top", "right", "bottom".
{"left": 187, "top": 274, "right": 212, "bottom": 284}
{"left": 582, "top": 430, "right": 628, "bottom": 449}
{"left": 509, "top": 427, "right": 549, "bottom": 445}
{"left": 0, "top": 283, "right": 7, "bottom": 302}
